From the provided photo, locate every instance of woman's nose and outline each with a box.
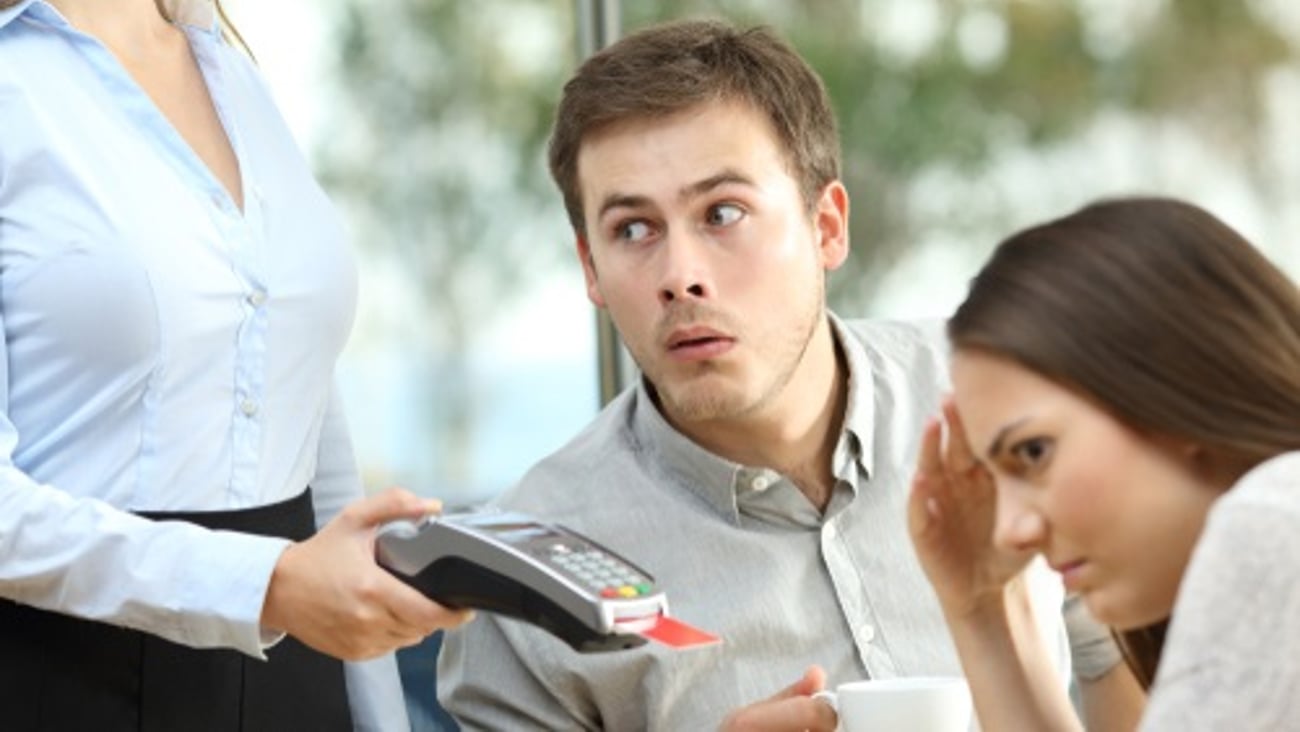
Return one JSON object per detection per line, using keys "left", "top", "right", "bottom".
{"left": 993, "top": 488, "right": 1047, "bottom": 554}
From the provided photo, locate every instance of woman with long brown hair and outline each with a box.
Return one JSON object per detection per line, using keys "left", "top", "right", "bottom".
{"left": 0, "top": 1, "right": 469, "bottom": 729}
{"left": 909, "top": 196, "right": 1300, "bottom": 729}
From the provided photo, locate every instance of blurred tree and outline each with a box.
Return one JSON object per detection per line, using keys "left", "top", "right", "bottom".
{"left": 319, "top": 0, "right": 575, "bottom": 488}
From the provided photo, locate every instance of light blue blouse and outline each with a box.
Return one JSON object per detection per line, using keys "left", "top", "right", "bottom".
{"left": 0, "top": 1, "right": 404, "bottom": 728}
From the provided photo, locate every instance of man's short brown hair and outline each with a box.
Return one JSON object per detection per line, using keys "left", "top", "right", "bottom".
{"left": 547, "top": 19, "right": 842, "bottom": 236}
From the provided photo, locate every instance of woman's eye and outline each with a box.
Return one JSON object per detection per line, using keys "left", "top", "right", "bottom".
{"left": 705, "top": 203, "right": 744, "bottom": 227}
{"left": 1010, "top": 437, "right": 1053, "bottom": 467}
{"left": 616, "top": 220, "right": 653, "bottom": 243}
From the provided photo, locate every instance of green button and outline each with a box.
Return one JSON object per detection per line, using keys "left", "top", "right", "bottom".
{"left": 635, "top": 583, "right": 652, "bottom": 595}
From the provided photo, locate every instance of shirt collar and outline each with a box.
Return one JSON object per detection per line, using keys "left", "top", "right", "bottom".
{"left": 629, "top": 379, "right": 745, "bottom": 524}
{"left": 828, "top": 311, "right": 877, "bottom": 480}
{"left": 0, "top": 0, "right": 216, "bottom": 34}
{"left": 628, "top": 311, "right": 878, "bottom": 525}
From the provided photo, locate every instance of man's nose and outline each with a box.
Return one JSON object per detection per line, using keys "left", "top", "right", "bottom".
{"left": 657, "top": 230, "right": 713, "bottom": 306}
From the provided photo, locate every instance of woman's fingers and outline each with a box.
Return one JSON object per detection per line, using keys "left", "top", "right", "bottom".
{"left": 941, "top": 398, "right": 981, "bottom": 477}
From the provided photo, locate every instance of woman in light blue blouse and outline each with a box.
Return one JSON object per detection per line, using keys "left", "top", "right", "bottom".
{"left": 0, "top": 1, "right": 469, "bottom": 729}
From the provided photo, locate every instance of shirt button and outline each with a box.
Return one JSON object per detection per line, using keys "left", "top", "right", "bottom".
{"left": 751, "top": 475, "right": 771, "bottom": 492}
{"left": 247, "top": 289, "right": 267, "bottom": 307}
{"left": 858, "top": 624, "right": 875, "bottom": 643}
{"left": 239, "top": 398, "right": 259, "bottom": 417}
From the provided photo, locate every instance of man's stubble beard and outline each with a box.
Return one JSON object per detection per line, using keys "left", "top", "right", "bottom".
{"left": 637, "top": 276, "right": 826, "bottom": 424}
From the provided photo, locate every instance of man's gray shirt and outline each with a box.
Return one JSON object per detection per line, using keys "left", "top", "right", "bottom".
{"left": 438, "top": 316, "right": 1092, "bottom": 730}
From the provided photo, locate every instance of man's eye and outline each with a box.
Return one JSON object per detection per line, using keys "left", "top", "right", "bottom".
{"left": 616, "top": 220, "right": 653, "bottom": 242}
{"left": 705, "top": 203, "right": 744, "bottom": 227}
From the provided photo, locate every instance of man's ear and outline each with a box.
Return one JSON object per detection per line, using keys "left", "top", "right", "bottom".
{"left": 814, "top": 180, "right": 850, "bottom": 272}
{"left": 576, "top": 234, "right": 606, "bottom": 308}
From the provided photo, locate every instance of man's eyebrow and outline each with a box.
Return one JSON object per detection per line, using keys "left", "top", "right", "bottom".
{"left": 680, "top": 169, "right": 755, "bottom": 200}
{"left": 985, "top": 417, "right": 1031, "bottom": 459}
{"left": 596, "top": 193, "right": 652, "bottom": 222}
{"left": 594, "top": 169, "right": 757, "bottom": 222}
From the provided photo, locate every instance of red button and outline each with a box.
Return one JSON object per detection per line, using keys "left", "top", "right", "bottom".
{"left": 600, "top": 588, "right": 620, "bottom": 598}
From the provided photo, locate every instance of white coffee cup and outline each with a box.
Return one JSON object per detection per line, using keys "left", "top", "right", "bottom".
{"left": 812, "top": 676, "right": 972, "bottom": 732}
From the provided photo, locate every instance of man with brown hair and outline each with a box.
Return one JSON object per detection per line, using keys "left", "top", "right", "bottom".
{"left": 437, "top": 18, "right": 1137, "bottom": 730}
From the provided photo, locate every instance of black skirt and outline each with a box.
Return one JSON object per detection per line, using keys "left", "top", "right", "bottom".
{"left": 0, "top": 488, "right": 352, "bottom": 731}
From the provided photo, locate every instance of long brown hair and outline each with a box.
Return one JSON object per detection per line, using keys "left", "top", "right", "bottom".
{"left": 949, "top": 196, "right": 1300, "bottom": 684}
{"left": 1113, "top": 621, "right": 1168, "bottom": 689}
{"left": 213, "top": 1, "right": 252, "bottom": 57}
{"left": 547, "top": 19, "right": 840, "bottom": 236}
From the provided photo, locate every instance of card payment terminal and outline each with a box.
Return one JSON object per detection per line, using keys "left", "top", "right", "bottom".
{"left": 375, "top": 510, "right": 668, "bottom": 653}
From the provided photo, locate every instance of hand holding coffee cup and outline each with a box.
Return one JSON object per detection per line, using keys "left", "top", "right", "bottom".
{"left": 812, "top": 676, "right": 972, "bottom": 732}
